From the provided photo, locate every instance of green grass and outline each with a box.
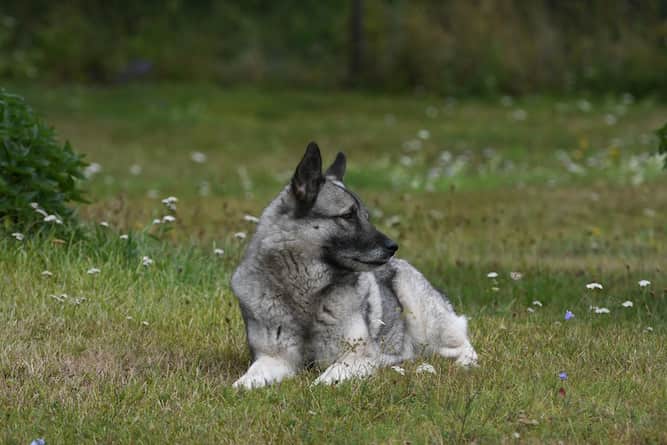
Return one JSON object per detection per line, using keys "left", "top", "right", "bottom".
{"left": 1, "top": 84, "right": 666, "bottom": 444}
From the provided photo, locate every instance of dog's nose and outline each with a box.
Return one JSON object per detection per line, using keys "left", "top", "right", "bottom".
{"left": 384, "top": 238, "right": 398, "bottom": 253}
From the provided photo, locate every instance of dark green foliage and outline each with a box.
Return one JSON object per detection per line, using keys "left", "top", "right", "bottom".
{"left": 0, "top": 89, "right": 88, "bottom": 233}
{"left": 658, "top": 123, "right": 667, "bottom": 169}
{"left": 1, "top": 1, "right": 667, "bottom": 96}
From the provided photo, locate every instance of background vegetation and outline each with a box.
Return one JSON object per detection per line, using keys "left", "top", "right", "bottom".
{"left": 2, "top": 0, "right": 667, "bottom": 96}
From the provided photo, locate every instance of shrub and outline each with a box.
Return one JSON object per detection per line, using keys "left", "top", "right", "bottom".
{"left": 0, "top": 89, "right": 88, "bottom": 233}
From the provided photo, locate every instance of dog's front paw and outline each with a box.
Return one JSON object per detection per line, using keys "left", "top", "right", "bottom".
{"left": 233, "top": 372, "right": 270, "bottom": 390}
{"left": 313, "top": 359, "right": 375, "bottom": 386}
{"left": 233, "top": 356, "right": 295, "bottom": 390}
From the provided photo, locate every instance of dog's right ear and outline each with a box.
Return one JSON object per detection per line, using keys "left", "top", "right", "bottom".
{"left": 325, "top": 152, "right": 346, "bottom": 181}
{"left": 291, "top": 142, "right": 324, "bottom": 209}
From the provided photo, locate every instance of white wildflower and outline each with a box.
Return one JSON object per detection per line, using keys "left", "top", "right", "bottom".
{"left": 126, "top": 315, "right": 133, "bottom": 320}
{"left": 510, "top": 271, "right": 523, "bottom": 281}
{"left": 41, "top": 270, "right": 53, "bottom": 277}
{"left": 511, "top": 109, "right": 527, "bottom": 121}
{"left": 243, "top": 214, "right": 260, "bottom": 223}
{"left": 399, "top": 155, "right": 414, "bottom": 167}
{"left": 417, "top": 129, "right": 431, "bottom": 140}
{"left": 638, "top": 280, "right": 650, "bottom": 288}
{"left": 590, "top": 306, "right": 610, "bottom": 314}
{"left": 577, "top": 99, "right": 592, "bottom": 112}
{"left": 120, "top": 234, "right": 129, "bottom": 240}
{"left": 83, "top": 162, "right": 102, "bottom": 178}
{"left": 604, "top": 114, "right": 617, "bottom": 126}
{"left": 43, "top": 215, "right": 63, "bottom": 224}
{"left": 527, "top": 307, "right": 535, "bottom": 313}
{"left": 487, "top": 272, "right": 498, "bottom": 278}
{"left": 87, "top": 267, "right": 101, "bottom": 275}
{"left": 152, "top": 219, "right": 162, "bottom": 225}
{"left": 190, "top": 151, "right": 207, "bottom": 163}
{"left": 141, "top": 320, "right": 149, "bottom": 326}
{"left": 532, "top": 300, "right": 543, "bottom": 307}
{"left": 391, "top": 366, "right": 406, "bottom": 376}
{"left": 161, "top": 196, "right": 178, "bottom": 211}
{"left": 162, "top": 215, "right": 176, "bottom": 223}
{"left": 11, "top": 232, "right": 24, "bottom": 241}
{"left": 50, "top": 293, "right": 68, "bottom": 302}
{"left": 385, "top": 215, "right": 401, "bottom": 227}
{"left": 415, "top": 363, "right": 437, "bottom": 374}
{"left": 33, "top": 207, "right": 48, "bottom": 217}
{"left": 644, "top": 326, "right": 654, "bottom": 333}
{"left": 99, "top": 221, "right": 110, "bottom": 228}
{"left": 586, "top": 282, "right": 603, "bottom": 290}
{"left": 234, "top": 232, "right": 247, "bottom": 240}
{"left": 141, "top": 256, "right": 153, "bottom": 267}
{"left": 129, "top": 164, "right": 142, "bottom": 175}
{"left": 621, "top": 301, "right": 633, "bottom": 308}
{"left": 214, "top": 248, "right": 225, "bottom": 257}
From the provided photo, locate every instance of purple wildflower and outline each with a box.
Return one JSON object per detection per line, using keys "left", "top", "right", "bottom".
{"left": 564, "top": 310, "right": 574, "bottom": 321}
{"left": 559, "top": 372, "right": 568, "bottom": 380}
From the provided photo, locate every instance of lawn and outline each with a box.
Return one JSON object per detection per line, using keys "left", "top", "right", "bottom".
{"left": 1, "top": 84, "right": 666, "bottom": 444}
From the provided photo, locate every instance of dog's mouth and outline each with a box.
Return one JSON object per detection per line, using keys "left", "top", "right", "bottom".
{"left": 349, "top": 255, "right": 393, "bottom": 267}
{"left": 354, "top": 258, "right": 388, "bottom": 266}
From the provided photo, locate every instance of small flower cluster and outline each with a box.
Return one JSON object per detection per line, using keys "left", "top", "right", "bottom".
{"left": 31, "top": 202, "right": 62, "bottom": 224}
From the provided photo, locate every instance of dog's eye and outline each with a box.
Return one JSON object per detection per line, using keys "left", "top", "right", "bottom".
{"left": 339, "top": 208, "right": 356, "bottom": 220}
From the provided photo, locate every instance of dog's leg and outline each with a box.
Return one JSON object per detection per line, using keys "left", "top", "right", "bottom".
{"left": 435, "top": 314, "right": 478, "bottom": 368}
{"left": 233, "top": 315, "right": 303, "bottom": 390}
{"left": 233, "top": 354, "right": 297, "bottom": 389}
{"left": 391, "top": 259, "right": 478, "bottom": 367}
{"left": 313, "top": 314, "right": 383, "bottom": 385}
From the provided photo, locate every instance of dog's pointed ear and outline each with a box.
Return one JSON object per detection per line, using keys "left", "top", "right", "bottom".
{"left": 325, "top": 152, "right": 346, "bottom": 181}
{"left": 291, "top": 142, "right": 324, "bottom": 208}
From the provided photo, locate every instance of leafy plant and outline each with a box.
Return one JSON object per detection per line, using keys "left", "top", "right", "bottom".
{"left": 0, "top": 89, "right": 88, "bottom": 233}
{"left": 657, "top": 122, "right": 667, "bottom": 169}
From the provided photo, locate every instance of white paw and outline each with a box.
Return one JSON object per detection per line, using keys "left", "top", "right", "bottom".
{"left": 232, "top": 356, "right": 294, "bottom": 390}
{"left": 313, "top": 359, "right": 375, "bottom": 385}
{"left": 455, "top": 344, "right": 478, "bottom": 368}
{"left": 233, "top": 372, "right": 270, "bottom": 390}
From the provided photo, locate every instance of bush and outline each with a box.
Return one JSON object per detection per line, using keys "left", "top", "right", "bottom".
{"left": 0, "top": 89, "right": 88, "bottom": 234}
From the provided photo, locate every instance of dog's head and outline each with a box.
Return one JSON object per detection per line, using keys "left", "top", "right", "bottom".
{"left": 288, "top": 142, "right": 398, "bottom": 271}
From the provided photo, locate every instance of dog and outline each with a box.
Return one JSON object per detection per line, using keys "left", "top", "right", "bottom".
{"left": 231, "top": 142, "right": 477, "bottom": 389}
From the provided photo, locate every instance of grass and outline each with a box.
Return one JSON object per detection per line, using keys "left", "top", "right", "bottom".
{"left": 1, "top": 84, "right": 666, "bottom": 444}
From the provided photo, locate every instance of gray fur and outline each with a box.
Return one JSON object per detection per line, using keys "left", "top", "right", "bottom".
{"left": 231, "top": 143, "right": 477, "bottom": 389}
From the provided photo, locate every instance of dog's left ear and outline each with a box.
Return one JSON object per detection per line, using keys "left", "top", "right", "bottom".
{"left": 291, "top": 142, "right": 324, "bottom": 209}
{"left": 325, "top": 152, "right": 346, "bottom": 181}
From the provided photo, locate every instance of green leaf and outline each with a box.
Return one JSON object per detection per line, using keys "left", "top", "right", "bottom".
{"left": 0, "top": 88, "right": 89, "bottom": 236}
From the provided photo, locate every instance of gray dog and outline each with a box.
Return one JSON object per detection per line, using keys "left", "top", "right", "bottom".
{"left": 231, "top": 143, "right": 477, "bottom": 389}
